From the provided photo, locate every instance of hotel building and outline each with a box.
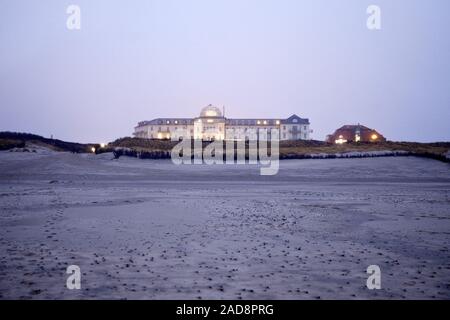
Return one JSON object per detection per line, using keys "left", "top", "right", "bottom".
{"left": 133, "top": 104, "right": 312, "bottom": 141}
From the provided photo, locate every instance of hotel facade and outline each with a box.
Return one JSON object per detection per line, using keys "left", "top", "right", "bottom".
{"left": 133, "top": 105, "right": 312, "bottom": 141}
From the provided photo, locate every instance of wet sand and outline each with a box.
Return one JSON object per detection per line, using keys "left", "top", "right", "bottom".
{"left": 0, "top": 150, "right": 449, "bottom": 299}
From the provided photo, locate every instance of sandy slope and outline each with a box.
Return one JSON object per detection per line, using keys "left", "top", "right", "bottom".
{"left": 0, "top": 150, "right": 449, "bottom": 299}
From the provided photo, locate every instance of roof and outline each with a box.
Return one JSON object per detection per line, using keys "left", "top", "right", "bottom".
{"left": 136, "top": 114, "right": 310, "bottom": 127}
{"left": 326, "top": 124, "right": 386, "bottom": 142}
{"left": 281, "top": 114, "right": 310, "bottom": 125}
{"left": 199, "top": 104, "right": 223, "bottom": 118}
{"left": 336, "top": 124, "right": 371, "bottom": 131}
{"left": 226, "top": 119, "right": 279, "bottom": 125}
{"left": 137, "top": 118, "right": 194, "bottom": 126}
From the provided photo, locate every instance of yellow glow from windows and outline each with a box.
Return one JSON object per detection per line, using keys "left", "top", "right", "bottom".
{"left": 263, "top": 120, "right": 267, "bottom": 125}
{"left": 207, "top": 119, "right": 214, "bottom": 123}
{"left": 276, "top": 120, "right": 280, "bottom": 125}
{"left": 205, "top": 110, "right": 217, "bottom": 117}
{"left": 371, "top": 134, "right": 378, "bottom": 140}
{"left": 174, "top": 120, "right": 178, "bottom": 124}
{"left": 100, "top": 143, "right": 106, "bottom": 148}
{"left": 257, "top": 120, "right": 261, "bottom": 125}
{"left": 335, "top": 138, "right": 347, "bottom": 144}
{"left": 355, "top": 135, "right": 361, "bottom": 142}
{"left": 157, "top": 133, "right": 163, "bottom": 139}
{"left": 91, "top": 147, "right": 96, "bottom": 153}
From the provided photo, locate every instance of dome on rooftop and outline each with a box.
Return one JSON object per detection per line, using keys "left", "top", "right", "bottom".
{"left": 200, "top": 104, "right": 222, "bottom": 118}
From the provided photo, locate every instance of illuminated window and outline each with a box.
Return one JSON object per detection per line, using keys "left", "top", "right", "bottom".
{"left": 276, "top": 120, "right": 280, "bottom": 125}
{"left": 257, "top": 120, "right": 261, "bottom": 125}
{"left": 335, "top": 135, "right": 347, "bottom": 144}
{"left": 263, "top": 120, "right": 267, "bottom": 125}
{"left": 371, "top": 134, "right": 378, "bottom": 140}
{"left": 174, "top": 120, "right": 178, "bottom": 124}
{"left": 335, "top": 138, "right": 347, "bottom": 144}
{"left": 205, "top": 110, "right": 217, "bottom": 117}
{"left": 166, "top": 120, "right": 170, "bottom": 124}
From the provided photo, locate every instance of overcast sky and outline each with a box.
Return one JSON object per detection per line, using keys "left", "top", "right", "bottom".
{"left": 1, "top": 0, "right": 449, "bottom": 143}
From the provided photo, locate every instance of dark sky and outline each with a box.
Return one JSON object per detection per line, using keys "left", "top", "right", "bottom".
{"left": 1, "top": 0, "right": 449, "bottom": 143}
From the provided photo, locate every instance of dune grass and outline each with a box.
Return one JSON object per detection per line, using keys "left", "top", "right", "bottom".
{"left": 1, "top": 133, "right": 449, "bottom": 162}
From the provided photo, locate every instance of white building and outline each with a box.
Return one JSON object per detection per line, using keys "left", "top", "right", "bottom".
{"left": 134, "top": 105, "right": 312, "bottom": 141}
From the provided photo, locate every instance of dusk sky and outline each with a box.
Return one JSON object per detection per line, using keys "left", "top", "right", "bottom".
{"left": 1, "top": 0, "right": 449, "bottom": 143}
